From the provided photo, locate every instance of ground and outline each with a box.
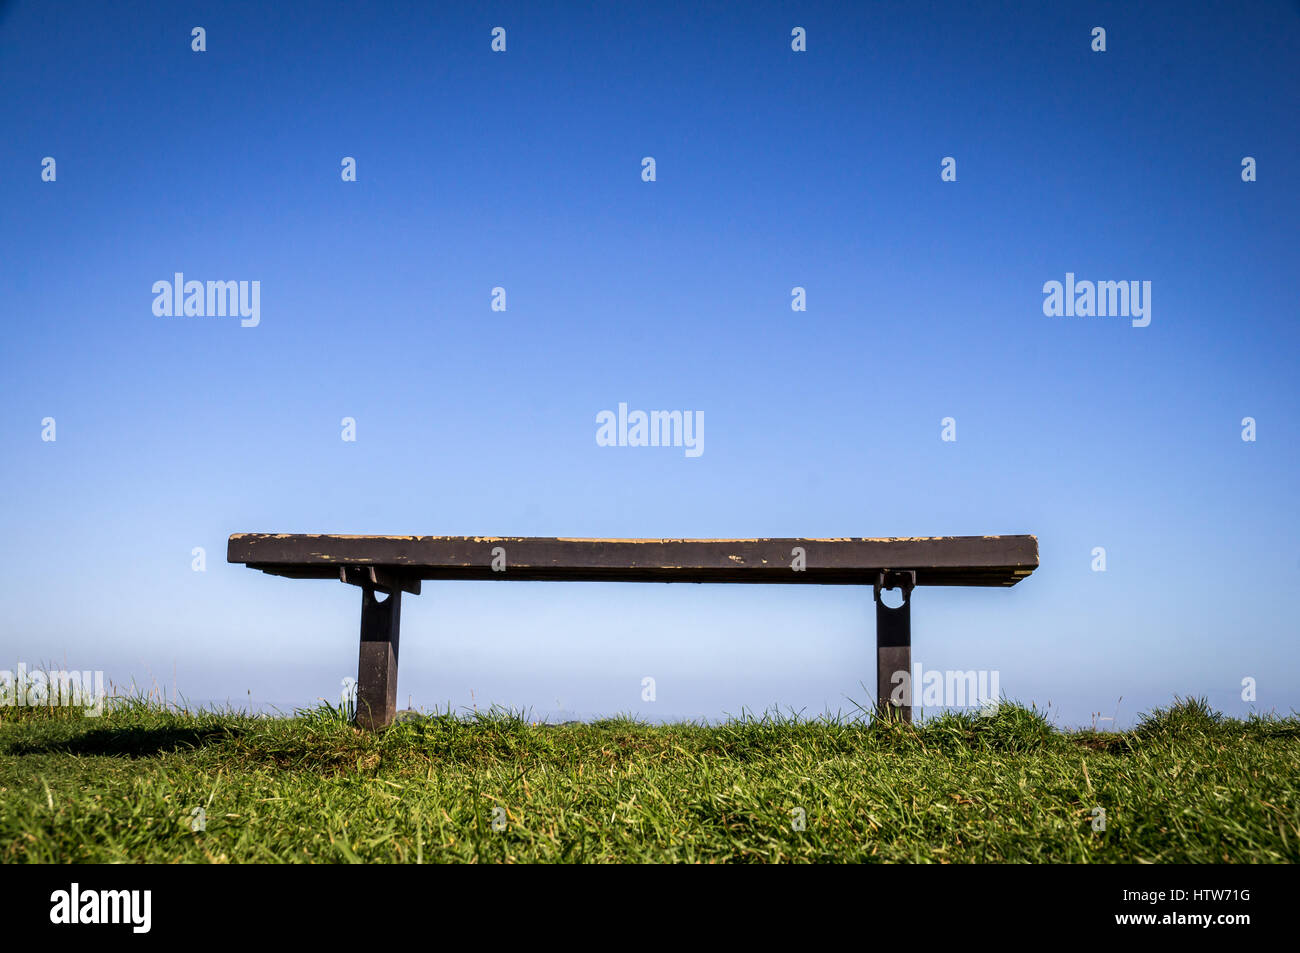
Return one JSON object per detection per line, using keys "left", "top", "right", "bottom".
{"left": 1, "top": 697, "right": 1296, "bottom": 863}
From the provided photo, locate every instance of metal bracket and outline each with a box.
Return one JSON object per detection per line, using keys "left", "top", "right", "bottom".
{"left": 340, "top": 565, "right": 421, "bottom": 595}
{"left": 873, "top": 569, "right": 916, "bottom": 600}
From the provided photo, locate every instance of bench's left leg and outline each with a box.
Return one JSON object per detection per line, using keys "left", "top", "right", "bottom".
{"left": 874, "top": 572, "right": 914, "bottom": 723}
{"left": 356, "top": 586, "right": 401, "bottom": 730}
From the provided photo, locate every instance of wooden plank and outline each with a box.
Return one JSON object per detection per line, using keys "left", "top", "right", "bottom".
{"left": 229, "top": 534, "right": 1037, "bottom": 587}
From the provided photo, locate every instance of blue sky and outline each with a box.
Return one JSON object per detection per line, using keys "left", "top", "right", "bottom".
{"left": 2, "top": 0, "right": 1297, "bottom": 726}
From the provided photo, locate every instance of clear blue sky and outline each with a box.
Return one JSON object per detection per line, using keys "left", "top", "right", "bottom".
{"left": 2, "top": 0, "right": 1297, "bottom": 727}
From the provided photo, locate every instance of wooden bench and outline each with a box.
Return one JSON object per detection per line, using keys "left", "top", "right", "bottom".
{"left": 227, "top": 534, "right": 1038, "bottom": 728}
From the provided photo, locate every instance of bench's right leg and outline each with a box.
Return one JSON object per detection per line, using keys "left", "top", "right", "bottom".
{"left": 355, "top": 586, "right": 401, "bottom": 730}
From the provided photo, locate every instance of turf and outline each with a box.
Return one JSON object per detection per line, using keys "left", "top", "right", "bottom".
{"left": 1, "top": 697, "right": 1296, "bottom": 863}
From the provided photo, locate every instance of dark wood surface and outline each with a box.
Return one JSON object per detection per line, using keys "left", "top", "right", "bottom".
{"left": 228, "top": 534, "right": 1038, "bottom": 587}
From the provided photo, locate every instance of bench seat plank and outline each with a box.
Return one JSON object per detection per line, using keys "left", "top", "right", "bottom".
{"left": 228, "top": 534, "right": 1037, "bottom": 587}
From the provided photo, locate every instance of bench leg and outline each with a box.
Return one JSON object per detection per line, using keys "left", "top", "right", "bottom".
{"left": 874, "top": 572, "right": 913, "bottom": 723}
{"left": 355, "top": 586, "right": 401, "bottom": 730}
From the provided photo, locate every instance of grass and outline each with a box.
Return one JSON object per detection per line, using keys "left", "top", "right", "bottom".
{"left": 1, "top": 696, "right": 1297, "bottom": 863}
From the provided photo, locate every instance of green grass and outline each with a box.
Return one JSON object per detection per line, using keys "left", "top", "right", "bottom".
{"left": 1, "top": 696, "right": 1297, "bottom": 863}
